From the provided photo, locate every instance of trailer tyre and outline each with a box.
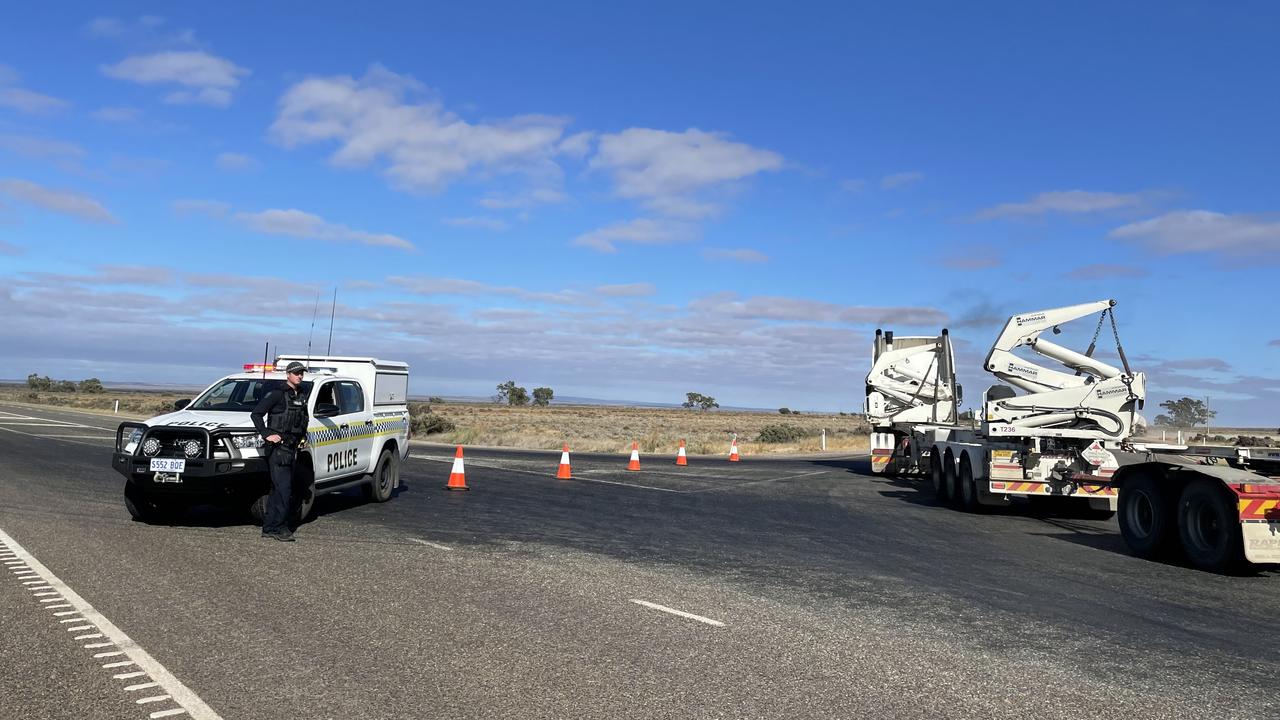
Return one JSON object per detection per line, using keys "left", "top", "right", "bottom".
{"left": 944, "top": 450, "right": 961, "bottom": 507}
{"left": 930, "top": 450, "right": 948, "bottom": 502}
{"left": 1177, "top": 479, "right": 1244, "bottom": 574}
{"left": 958, "top": 454, "right": 982, "bottom": 513}
{"left": 1118, "top": 473, "right": 1176, "bottom": 559}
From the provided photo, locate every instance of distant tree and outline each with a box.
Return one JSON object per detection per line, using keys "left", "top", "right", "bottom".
{"left": 532, "top": 387, "right": 554, "bottom": 406}
{"left": 495, "top": 380, "right": 529, "bottom": 406}
{"left": 778, "top": 407, "right": 791, "bottom": 415}
{"left": 427, "top": 396, "right": 445, "bottom": 404}
{"left": 683, "top": 392, "right": 719, "bottom": 411}
{"left": 26, "top": 373, "right": 52, "bottom": 391}
{"left": 1159, "top": 397, "right": 1216, "bottom": 427}
{"left": 78, "top": 378, "right": 105, "bottom": 394}
{"left": 53, "top": 380, "right": 76, "bottom": 393}
{"left": 1153, "top": 414, "right": 1173, "bottom": 426}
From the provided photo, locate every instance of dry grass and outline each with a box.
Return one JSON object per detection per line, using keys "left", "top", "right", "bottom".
{"left": 0, "top": 386, "right": 869, "bottom": 456}
{"left": 412, "top": 402, "right": 870, "bottom": 456}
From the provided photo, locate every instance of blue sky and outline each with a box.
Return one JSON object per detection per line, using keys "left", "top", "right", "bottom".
{"left": 1, "top": 3, "right": 1277, "bottom": 424}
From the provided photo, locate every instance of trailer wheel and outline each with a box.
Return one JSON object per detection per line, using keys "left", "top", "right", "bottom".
{"left": 958, "top": 454, "right": 982, "bottom": 512}
{"left": 943, "top": 450, "right": 961, "bottom": 506}
{"left": 1117, "top": 473, "right": 1176, "bottom": 559}
{"left": 930, "top": 450, "right": 948, "bottom": 502}
{"left": 1177, "top": 479, "right": 1245, "bottom": 573}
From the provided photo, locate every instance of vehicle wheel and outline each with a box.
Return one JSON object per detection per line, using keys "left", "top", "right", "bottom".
{"left": 944, "top": 451, "right": 961, "bottom": 506}
{"left": 1177, "top": 479, "right": 1244, "bottom": 573}
{"left": 958, "top": 454, "right": 982, "bottom": 512}
{"left": 1117, "top": 473, "right": 1176, "bottom": 559}
{"left": 930, "top": 450, "right": 948, "bottom": 502}
{"left": 249, "top": 494, "right": 267, "bottom": 525}
{"left": 364, "top": 448, "right": 397, "bottom": 503}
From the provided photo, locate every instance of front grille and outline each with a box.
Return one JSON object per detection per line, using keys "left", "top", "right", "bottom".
{"left": 141, "top": 429, "right": 208, "bottom": 459}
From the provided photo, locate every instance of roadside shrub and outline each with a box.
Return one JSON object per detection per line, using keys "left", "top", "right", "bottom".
{"left": 1236, "top": 435, "right": 1277, "bottom": 448}
{"left": 411, "top": 411, "right": 456, "bottom": 436}
{"left": 757, "top": 423, "right": 809, "bottom": 443}
{"left": 778, "top": 408, "right": 791, "bottom": 415}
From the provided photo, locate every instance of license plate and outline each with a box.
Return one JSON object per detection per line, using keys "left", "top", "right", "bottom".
{"left": 149, "top": 458, "right": 186, "bottom": 473}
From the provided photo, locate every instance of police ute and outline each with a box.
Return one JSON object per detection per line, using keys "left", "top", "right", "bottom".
{"left": 111, "top": 355, "right": 411, "bottom": 524}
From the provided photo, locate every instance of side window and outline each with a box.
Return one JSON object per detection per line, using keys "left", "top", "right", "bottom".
{"left": 338, "top": 382, "right": 365, "bottom": 415}
{"left": 315, "top": 382, "right": 338, "bottom": 412}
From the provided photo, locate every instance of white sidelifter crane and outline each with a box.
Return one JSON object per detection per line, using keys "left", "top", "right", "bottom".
{"left": 866, "top": 299, "right": 1280, "bottom": 573}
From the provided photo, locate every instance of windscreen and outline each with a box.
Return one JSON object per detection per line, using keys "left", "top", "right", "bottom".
{"left": 189, "top": 379, "right": 313, "bottom": 411}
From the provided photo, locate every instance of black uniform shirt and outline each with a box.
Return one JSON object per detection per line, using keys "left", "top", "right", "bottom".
{"left": 252, "top": 384, "right": 308, "bottom": 444}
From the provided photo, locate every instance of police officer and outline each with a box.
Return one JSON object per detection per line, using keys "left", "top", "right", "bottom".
{"left": 252, "top": 361, "right": 310, "bottom": 541}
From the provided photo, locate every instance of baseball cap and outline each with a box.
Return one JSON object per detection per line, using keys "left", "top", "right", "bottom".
{"left": 285, "top": 361, "right": 306, "bottom": 374}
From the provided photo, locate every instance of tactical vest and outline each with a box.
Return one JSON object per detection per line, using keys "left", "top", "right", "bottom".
{"left": 268, "top": 388, "right": 309, "bottom": 442}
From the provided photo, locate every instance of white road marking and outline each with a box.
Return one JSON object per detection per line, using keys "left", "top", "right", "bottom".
{"left": 126, "top": 682, "right": 161, "bottom": 692}
{"left": 95, "top": 651, "right": 126, "bottom": 658}
{"left": 74, "top": 633, "right": 104, "bottom": 640}
{"left": 570, "top": 475, "right": 684, "bottom": 493}
{"left": 137, "top": 696, "right": 173, "bottom": 704}
{"left": 84, "top": 642, "right": 116, "bottom": 648}
{"left": 114, "top": 671, "right": 147, "bottom": 679}
{"left": 39, "top": 597, "right": 66, "bottom": 602}
{"left": 32, "top": 590, "right": 60, "bottom": 596}
{"left": 0, "top": 424, "right": 119, "bottom": 448}
{"left": 0, "top": 529, "right": 223, "bottom": 719}
{"left": 45, "top": 603, "right": 73, "bottom": 609}
{"left": 67, "top": 625, "right": 94, "bottom": 631}
{"left": 29, "top": 434, "right": 116, "bottom": 439}
{"left": 0, "top": 411, "right": 114, "bottom": 430}
{"left": 407, "top": 538, "right": 452, "bottom": 551}
{"left": 58, "top": 615, "right": 86, "bottom": 622}
{"left": 53, "top": 610, "right": 81, "bottom": 616}
{"left": 630, "top": 599, "right": 725, "bottom": 627}
{"left": 23, "top": 580, "right": 50, "bottom": 585}
{"left": 150, "top": 709, "right": 189, "bottom": 718}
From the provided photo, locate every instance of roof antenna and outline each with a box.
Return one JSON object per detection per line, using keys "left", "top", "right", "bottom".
{"left": 326, "top": 286, "right": 337, "bottom": 355}
{"left": 261, "top": 341, "right": 269, "bottom": 378}
{"left": 306, "top": 289, "right": 320, "bottom": 367}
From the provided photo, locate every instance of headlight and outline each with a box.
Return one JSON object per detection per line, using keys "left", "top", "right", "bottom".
{"left": 127, "top": 428, "right": 143, "bottom": 445}
{"left": 142, "top": 437, "right": 162, "bottom": 456}
{"left": 182, "top": 440, "right": 203, "bottom": 458}
{"left": 231, "top": 434, "right": 265, "bottom": 449}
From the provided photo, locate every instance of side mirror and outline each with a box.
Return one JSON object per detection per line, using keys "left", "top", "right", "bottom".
{"left": 314, "top": 403, "right": 340, "bottom": 418}
{"left": 174, "top": 398, "right": 191, "bottom": 411}
{"left": 955, "top": 384, "right": 964, "bottom": 403}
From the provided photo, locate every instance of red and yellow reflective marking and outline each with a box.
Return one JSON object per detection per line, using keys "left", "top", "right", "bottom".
{"left": 1239, "top": 498, "right": 1280, "bottom": 521}
{"left": 988, "top": 481, "right": 1116, "bottom": 496}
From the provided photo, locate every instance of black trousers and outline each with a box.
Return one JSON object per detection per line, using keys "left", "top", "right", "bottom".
{"left": 263, "top": 444, "right": 295, "bottom": 534}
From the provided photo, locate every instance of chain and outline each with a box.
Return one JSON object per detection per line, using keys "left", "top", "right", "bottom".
{"left": 1110, "top": 308, "right": 1132, "bottom": 376}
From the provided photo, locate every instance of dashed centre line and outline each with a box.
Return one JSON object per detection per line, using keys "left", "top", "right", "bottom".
{"left": 0, "top": 528, "right": 222, "bottom": 720}
{"left": 630, "top": 599, "right": 726, "bottom": 627}
{"left": 407, "top": 537, "right": 453, "bottom": 551}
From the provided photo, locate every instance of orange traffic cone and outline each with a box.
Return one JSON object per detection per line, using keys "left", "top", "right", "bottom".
{"left": 729, "top": 438, "right": 741, "bottom": 462}
{"left": 676, "top": 439, "right": 688, "bottom": 466}
{"left": 445, "top": 445, "right": 469, "bottom": 490}
{"left": 626, "top": 441, "right": 641, "bottom": 471}
{"left": 557, "top": 444, "right": 572, "bottom": 479}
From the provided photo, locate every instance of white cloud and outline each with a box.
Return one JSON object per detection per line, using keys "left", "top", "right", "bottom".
{"left": 215, "top": 152, "right": 259, "bottom": 172}
{"left": 477, "top": 188, "right": 568, "bottom": 209}
{"left": 1109, "top": 210, "right": 1280, "bottom": 257}
{"left": 172, "top": 199, "right": 230, "bottom": 218}
{"left": 590, "top": 128, "right": 782, "bottom": 218}
{"left": 91, "top": 106, "right": 140, "bottom": 123}
{"left": 690, "top": 292, "right": 947, "bottom": 326}
{"left": 976, "top": 190, "right": 1145, "bottom": 220}
{"left": 0, "top": 64, "right": 68, "bottom": 115}
{"left": 1064, "top": 263, "right": 1147, "bottom": 280}
{"left": 0, "top": 134, "right": 85, "bottom": 159}
{"left": 702, "top": 248, "right": 769, "bottom": 264}
{"left": 881, "top": 171, "right": 923, "bottom": 190}
{"left": 101, "top": 51, "right": 249, "bottom": 108}
{"left": 271, "top": 65, "right": 571, "bottom": 195}
{"left": 942, "top": 244, "right": 1001, "bottom": 270}
{"left": 388, "top": 276, "right": 588, "bottom": 306}
{"left": 443, "top": 216, "right": 509, "bottom": 231}
{"left": 0, "top": 179, "right": 116, "bottom": 224}
{"left": 233, "top": 208, "right": 414, "bottom": 251}
{"left": 595, "top": 283, "right": 656, "bottom": 297}
{"left": 571, "top": 218, "right": 697, "bottom": 253}
{"left": 840, "top": 178, "right": 866, "bottom": 193}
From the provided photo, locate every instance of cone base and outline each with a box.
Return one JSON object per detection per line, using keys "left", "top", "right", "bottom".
{"left": 444, "top": 486, "right": 470, "bottom": 491}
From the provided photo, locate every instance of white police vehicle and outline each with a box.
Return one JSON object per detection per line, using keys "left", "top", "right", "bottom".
{"left": 111, "top": 356, "right": 411, "bottom": 524}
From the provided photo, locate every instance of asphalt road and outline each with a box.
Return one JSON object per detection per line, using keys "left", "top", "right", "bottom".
{"left": 1, "top": 401, "right": 1277, "bottom": 720}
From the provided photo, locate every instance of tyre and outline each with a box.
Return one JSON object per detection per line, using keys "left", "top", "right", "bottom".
{"left": 1177, "top": 479, "right": 1244, "bottom": 573}
{"left": 363, "top": 448, "right": 398, "bottom": 503}
{"left": 944, "top": 451, "right": 961, "bottom": 506}
{"left": 930, "top": 450, "right": 948, "bottom": 502}
{"left": 1117, "top": 472, "right": 1176, "bottom": 559}
{"left": 958, "top": 454, "right": 982, "bottom": 512}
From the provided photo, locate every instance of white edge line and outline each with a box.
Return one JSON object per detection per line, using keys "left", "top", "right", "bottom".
{"left": 0, "top": 530, "right": 223, "bottom": 720}
{"left": 630, "top": 599, "right": 725, "bottom": 627}
{"left": 407, "top": 538, "right": 452, "bottom": 551}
